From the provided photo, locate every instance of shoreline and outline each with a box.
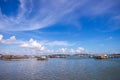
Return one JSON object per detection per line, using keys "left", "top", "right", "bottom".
{"left": 0, "top": 53, "right": 120, "bottom": 61}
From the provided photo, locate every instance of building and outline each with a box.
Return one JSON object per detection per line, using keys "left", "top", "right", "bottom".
{"left": 93, "top": 54, "right": 109, "bottom": 59}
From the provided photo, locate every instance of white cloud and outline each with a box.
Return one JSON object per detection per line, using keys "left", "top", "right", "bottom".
{"left": 57, "top": 48, "right": 67, "bottom": 53}
{"left": 0, "top": 34, "right": 3, "bottom": 40}
{"left": 56, "top": 47, "right": 85, "bottom": 54}
{"left": 20, "top": 38, "right": 46, "bottom": 51}
{"left": 20, "top": 39, "right": 77, "bottom": 54}
{"left": 20, "top": 38, "right": 85, "bottom": 54}
{"left": 0, "top": 34, "right": 85, "bottom": 54}
{"left": 76, "top": 47, "right": 84, "bottom": 53}
{"left": 0, "top": 34, "right": 22, "bottom": 44}
{"left": 69, "top": 48, "right": 75, "bottom": 53}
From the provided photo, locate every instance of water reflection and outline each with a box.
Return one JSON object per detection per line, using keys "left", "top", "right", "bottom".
{"left": 0, "top": 58, "right": 120, "bottom": 80}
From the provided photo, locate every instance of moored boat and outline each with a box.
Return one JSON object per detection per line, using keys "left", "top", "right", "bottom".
{"left": 37, "top": 56, "right": 48, "bottom": 60}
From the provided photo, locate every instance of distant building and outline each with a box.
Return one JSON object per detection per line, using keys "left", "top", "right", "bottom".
{"left": 93, "top": 54, "right": 109, "bottom": 59}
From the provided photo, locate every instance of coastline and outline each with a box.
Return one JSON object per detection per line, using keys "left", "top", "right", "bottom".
{"left": 0, "top": 53, "right": 120, "bottom": 61}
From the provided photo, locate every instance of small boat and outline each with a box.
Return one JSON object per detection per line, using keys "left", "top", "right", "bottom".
{"left": 37, "top": 56, "right": 48, "bottom": 60}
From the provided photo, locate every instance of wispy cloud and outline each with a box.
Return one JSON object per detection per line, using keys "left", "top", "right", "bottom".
{"left": 109, "top": 15, "right": 120, "bottom": 31}
{"left": 0, "top": 0, "right": 119, "bottom": 31}
{"left": 45, "top": 41, "right": 71, "bottom": 46}
{"left": 107, "top": 36, "right": 113, "bottom": 40}
{"left": 85, "top": 0, "right": 116, "bottom": 16}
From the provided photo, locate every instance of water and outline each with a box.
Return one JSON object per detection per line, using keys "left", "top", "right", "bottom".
{"left": 0, "top": 58, "right": 120, "bottom": 80}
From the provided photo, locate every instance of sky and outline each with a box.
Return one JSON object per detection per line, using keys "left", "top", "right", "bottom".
{"left": 0, "top": 0, "right": 120, "bottom": 55}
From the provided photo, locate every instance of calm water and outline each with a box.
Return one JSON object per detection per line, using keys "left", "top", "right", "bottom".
{"left": 0, "top": 58, "right": 120, "bottom": 80}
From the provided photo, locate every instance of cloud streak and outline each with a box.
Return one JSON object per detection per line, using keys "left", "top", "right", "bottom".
{"left": 0, "top": 0, "right": 119, "bottom": 31}
{"left": 45, "top": 41, "right": 71, "bottom": 46}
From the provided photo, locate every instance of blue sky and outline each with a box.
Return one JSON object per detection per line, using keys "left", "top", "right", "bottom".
{"left": 0, "top": 0, "right": 120, "bottom": 55}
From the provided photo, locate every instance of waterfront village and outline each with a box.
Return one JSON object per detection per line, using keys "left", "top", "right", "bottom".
{"left": 0, "top": 53, "right": 120, "bottom": 61}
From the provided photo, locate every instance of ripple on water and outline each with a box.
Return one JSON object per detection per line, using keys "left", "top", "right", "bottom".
{"left": 0, "top": 58, "right": 120, "bottom": 80}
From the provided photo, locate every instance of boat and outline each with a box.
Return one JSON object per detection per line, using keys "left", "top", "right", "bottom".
{"left": 37, "top": 56, "right": 48, "bottom": 60}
